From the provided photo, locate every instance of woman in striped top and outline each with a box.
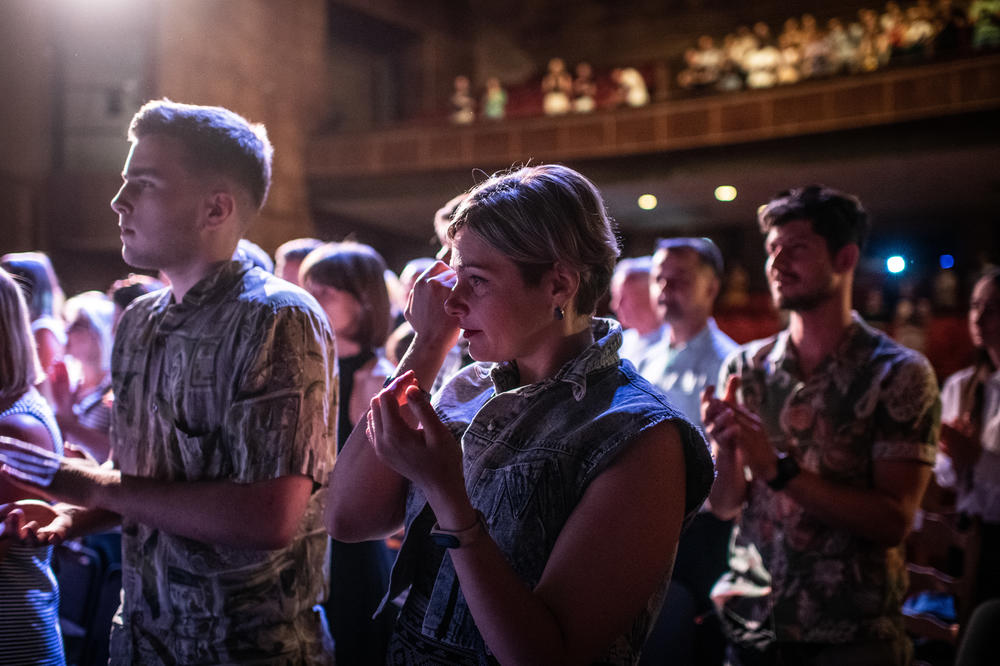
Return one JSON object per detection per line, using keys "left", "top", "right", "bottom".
{"left": 0, "top": 266, "right": 66, "bottom": 666}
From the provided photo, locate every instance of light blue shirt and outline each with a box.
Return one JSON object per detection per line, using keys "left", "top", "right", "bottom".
{"left": 641, "top": 317, "right": 738, "bottom": 427}
{"left": 619, "top": 323, "right": 665, "bottom": 375}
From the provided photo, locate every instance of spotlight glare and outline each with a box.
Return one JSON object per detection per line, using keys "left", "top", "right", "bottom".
{"left": 714, "top": 185, "right": 737, "bottom": 202}
{"left": 637, "top": 194, "right": 658, "bottom": 210}
{"left": 886, "top": 256, "right": 906, "bottom": 274}
{"left": 939, "top": 254, "right": 955, "bottom": 270}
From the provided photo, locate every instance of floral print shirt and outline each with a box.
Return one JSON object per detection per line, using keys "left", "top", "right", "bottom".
{"left": 109, "top": 261, "right": 336, "bottom": 665}
{"left": 722, "top": 313, "right": 939, "bottom": 645}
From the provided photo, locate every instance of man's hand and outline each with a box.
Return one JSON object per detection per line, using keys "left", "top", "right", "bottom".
{"left": 702, "top": 376, "right": 779, "bottom": 482}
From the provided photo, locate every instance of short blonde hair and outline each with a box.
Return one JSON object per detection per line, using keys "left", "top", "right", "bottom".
{"left": 449, "top": 164, "right": 620, "bottom": 315}
{"left": 0, "top": 267, "right": 43, "bottom": 402}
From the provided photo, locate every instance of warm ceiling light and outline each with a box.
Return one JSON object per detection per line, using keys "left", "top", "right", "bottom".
{"left": 714, "top": 185, "right": 737, "bottom": 202}
{"left": 637, "top": 194, "right": 658, "bottom": 210}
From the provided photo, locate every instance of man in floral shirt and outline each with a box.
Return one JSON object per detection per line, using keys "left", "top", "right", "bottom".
{"left": 0, "top": 100, "right": 337, "bottom": 664}
{"left": 702, "top": 186, "right": 940, "bottom": 666}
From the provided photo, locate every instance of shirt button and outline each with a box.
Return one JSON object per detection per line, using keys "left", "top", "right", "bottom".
{"left": 487, "top": 421, "right": 495, "bottom": 432}
{"left": 152, "top": 404, "right": 158, "bottom": 412}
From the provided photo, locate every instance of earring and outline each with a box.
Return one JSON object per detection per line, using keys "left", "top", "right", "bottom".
{"left": 554, "top": 305, "right": 564, "bottom": 321}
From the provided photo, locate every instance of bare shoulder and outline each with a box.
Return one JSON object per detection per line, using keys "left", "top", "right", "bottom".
{"left": 0, "top": 412, "right": 57, "bottom": 453}
{"left": 580, "top": 420, "right": 686, "bottom": 519}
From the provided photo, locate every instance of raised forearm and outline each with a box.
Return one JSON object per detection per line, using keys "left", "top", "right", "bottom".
{"left": 327, "top": 334, "right": 455, "bottom": 541}
{"left": 394, "top": 331, "right": 458, "bottom": 392}
{"left": 327, "top": 419, "right": 408, "bottom": 541}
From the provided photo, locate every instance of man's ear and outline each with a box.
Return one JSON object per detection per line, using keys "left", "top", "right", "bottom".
{"left": 706, "top": 272, "right": 722, "bottom": 302}
{"left": 833, "top": 243, "right": 860, "bottom": 274}
{"left": 203, "top": 190, "right": 236, "bottom": 230}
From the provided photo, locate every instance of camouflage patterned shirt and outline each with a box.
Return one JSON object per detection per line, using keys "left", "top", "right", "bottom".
{"left": 109, "top": 260, "right": 336, "bottom": 665}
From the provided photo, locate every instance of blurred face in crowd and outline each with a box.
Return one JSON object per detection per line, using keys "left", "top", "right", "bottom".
{"left": 610, "top": 271, "right": 655, "bottom": 331}
{"left": 110, "top": 134, "right": 206, "bottom": 273}
{"left": 305, "top": 279, "right": 362, "bottom": 346}
{"left": 969, "top": 276, "right": 1000, "bottom": 353}
{"left": 65, "top": 313, "right": 101, "bottom": 367}
{"left": 764, "top": 219, "right": 839, "bottom": 312}
{"left": 651, "top": 247, "right": 718, "bottom": 326}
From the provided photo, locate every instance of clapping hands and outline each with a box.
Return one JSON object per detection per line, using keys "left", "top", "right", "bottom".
{"left": 367, "top": 371, "right": 466, "bottom": 501}
{"left": 701, "top": 376, "right": 778, "bottom": 482}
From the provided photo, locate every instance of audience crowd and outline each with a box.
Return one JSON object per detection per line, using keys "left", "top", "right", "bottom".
{"left": 0, "top": 98, "right": 997, "bottom": 666}
{"left": 447, "top": 0, "right": 996, "bottom": 124}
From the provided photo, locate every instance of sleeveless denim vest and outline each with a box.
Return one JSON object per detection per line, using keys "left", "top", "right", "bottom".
{"left": 380, "top": 319, "right": 714, "bottom": 663}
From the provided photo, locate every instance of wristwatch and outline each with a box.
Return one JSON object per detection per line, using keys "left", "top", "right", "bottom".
{"left": 766, "top": 454, "right": 801, "bottom": 491}
{"left": 429, "top": 510, "right": 487, "bottom": 549}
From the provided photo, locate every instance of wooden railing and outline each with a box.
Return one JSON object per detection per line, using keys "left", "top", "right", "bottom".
{"left": 307, "top": 54, "right": 1000, "bottom": 178}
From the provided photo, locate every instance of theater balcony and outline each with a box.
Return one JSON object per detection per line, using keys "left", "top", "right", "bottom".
{"left": 305, "top": 53, "right": 1000, "bottom": 280}
{"left": 308, "top": 54, "right": 1000, "bottom": 179}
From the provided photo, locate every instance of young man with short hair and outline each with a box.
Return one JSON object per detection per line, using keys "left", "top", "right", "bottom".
{"left": 2, "top": 100, "right": 337, "bottom": 664}
{"left": 702, "top": 186, "right": 940, "bottom": 666}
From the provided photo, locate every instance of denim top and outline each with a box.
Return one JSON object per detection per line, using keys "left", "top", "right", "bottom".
{"left": 382, "top": 318, "right": 714, "bottom": 664}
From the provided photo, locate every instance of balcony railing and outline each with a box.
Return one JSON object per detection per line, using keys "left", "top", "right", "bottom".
{"left": 308, "top": 54, "right": 1000, "bottom": 178}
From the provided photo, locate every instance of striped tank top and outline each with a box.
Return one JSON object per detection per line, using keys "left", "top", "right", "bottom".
{"left": 0, "top": 386, "right": 66, "bottom": 665}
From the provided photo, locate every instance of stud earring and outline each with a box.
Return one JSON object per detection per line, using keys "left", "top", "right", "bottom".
{"left": 554, "top": 306, "right": 564, "bottom": 321}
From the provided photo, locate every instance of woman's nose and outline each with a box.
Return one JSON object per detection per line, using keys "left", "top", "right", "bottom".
{"left": 443, "top": 284, "right": 466, "bottom": 317}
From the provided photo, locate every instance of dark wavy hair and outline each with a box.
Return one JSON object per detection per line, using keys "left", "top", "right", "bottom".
{"left": 757, "top": 185, "right": 870, "bottom": 256}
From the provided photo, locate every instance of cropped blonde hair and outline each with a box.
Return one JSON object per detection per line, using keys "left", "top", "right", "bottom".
{"left": 449, "top": 164, "right": 620, "bottom": 315}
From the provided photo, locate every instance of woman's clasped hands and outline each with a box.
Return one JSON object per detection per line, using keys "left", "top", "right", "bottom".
{"left": 366, "top": 371, "right": 465, "bottom": 500}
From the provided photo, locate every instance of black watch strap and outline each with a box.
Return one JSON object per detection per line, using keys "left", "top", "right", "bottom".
{"left": 429, "top": 511, "right": 487, "bottom": 549}
{"left": 767, "top": 454, "right": 801, "bottom": 491}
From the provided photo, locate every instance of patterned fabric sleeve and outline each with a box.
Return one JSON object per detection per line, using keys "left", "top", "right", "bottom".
{"left": 226, "top": 304, "right": 336, "bottom": 485}
{"left": 872, "top": 353, "right": 941, "bottom": 465}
